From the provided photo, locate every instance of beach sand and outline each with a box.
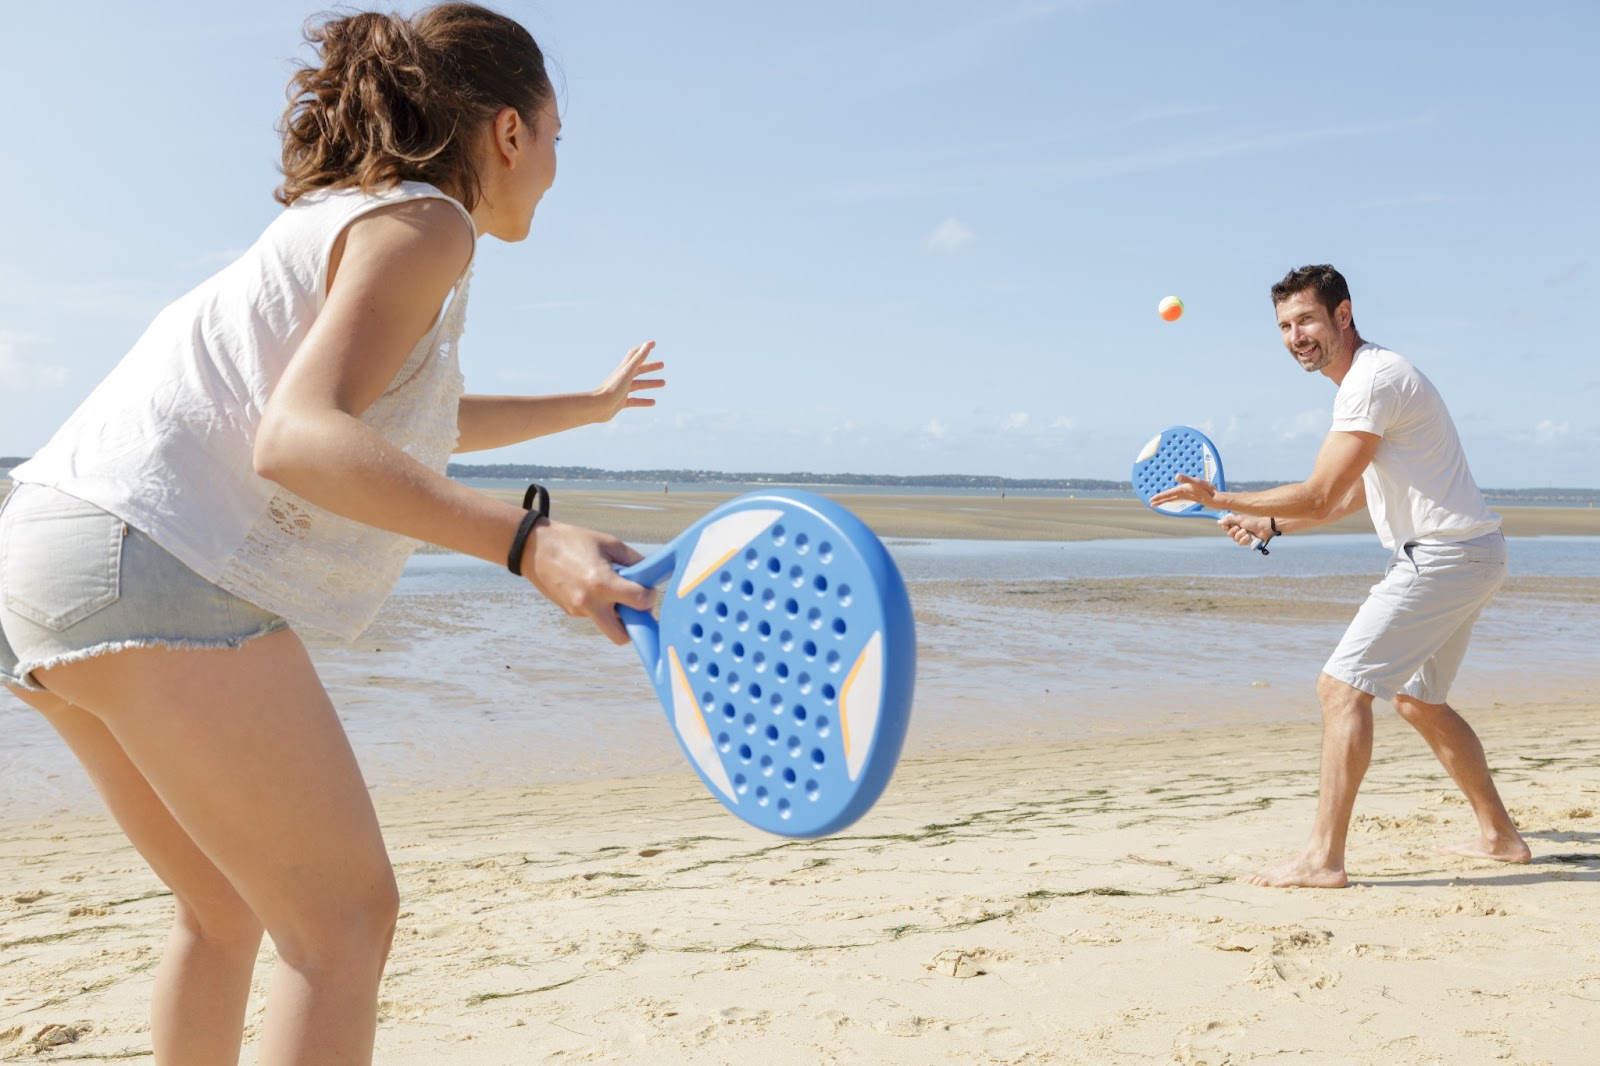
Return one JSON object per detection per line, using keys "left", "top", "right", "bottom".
{"left": 2, "top": 490, "right": 1597, "bottom": 1064}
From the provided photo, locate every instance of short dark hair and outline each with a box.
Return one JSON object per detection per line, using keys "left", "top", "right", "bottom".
{"left": 1271, "top": 264, "right": 1352, "bottom": 320}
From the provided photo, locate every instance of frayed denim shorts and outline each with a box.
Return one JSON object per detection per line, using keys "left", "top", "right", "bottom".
{"left": 0, "top": 483, "right": 287, "bottom": 693}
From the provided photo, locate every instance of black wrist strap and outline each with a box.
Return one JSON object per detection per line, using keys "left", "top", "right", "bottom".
{"left": 1270, "top": 516, "right": 1282, "bottom": 537}
{"left": 507, "top": 483, "right": 550, "bottom": 576}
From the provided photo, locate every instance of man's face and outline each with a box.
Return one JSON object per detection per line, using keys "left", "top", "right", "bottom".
{"left": 1274, "top": 289, "right": 1348, "bottom": 374}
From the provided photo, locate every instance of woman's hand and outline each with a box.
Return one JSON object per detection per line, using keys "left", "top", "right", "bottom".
{"left": 590, "top": 341, "right": 664, "bottom": 424}
{"left": 516, "top": 518, "right": 653, "bottom": 644}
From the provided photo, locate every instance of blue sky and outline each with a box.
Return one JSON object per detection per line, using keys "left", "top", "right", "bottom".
{"left": 2, "top": 1, "right": 1596, "bottom": 487}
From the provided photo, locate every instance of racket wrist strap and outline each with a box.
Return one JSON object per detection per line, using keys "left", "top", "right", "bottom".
{"left": 507, "top": 483, "right": 550, "bottom": 577}
{"left": 1269, "top": 516, "right": 1282, "bottom": 537}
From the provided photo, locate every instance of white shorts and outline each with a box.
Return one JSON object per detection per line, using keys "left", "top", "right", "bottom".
{"left": 1322, "top": 531, "right": 1506, "bottom": 704}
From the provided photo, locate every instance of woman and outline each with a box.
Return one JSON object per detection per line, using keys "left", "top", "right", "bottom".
{"left": 0, "top": 4, "right": 657, "bottom": 1060}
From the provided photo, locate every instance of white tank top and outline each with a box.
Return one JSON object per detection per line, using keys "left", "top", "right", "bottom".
{"left": 12, "top": 182, "right": 475, "bottom": 639}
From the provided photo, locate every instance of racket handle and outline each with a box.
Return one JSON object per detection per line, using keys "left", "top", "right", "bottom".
{"left": 618, "top": 604, "right": 662, "bottom": 680}
{"left": 614, "top": 548, "right": 681, "bottom": 681}
{"left": 1219, "top": 512, "right": 1270, "bottom": 556}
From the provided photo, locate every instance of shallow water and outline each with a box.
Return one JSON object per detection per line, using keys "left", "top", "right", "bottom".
{"left": 3, "top": 535, "right": 1596, "bottom": 816}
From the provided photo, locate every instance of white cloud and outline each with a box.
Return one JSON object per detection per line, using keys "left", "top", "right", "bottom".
{"left": 1127, "top": 103, "right": 1222, "bottom": 125}
{"left": 822, "top": 419, "right": 861, "bottom": 447}
{"left": 176, "top": 248, "right": 247, "bottom": 272}
{"left": 1001, "top": 412, "right": 1030, "bottom": 431}
{"left": 1346, "top": 192, "right": 1472, "bottom": 210}
{"left": 923, "top": 218, "right": 974, "bottom": 254}
{"left": 1050, "top": 415, "right": 1076, "bottom": 430}
{"left": 921, "top": 417, "right": 948, "bottom": 440}
{"left": 1534, "top": 419, "right": 1570, "bottom": 445}
{"left": 1281, "top": 409, "right": 1329, "bottom": 441}
{"left": 0, "top": 331, "right": 70, "bottom": 390}
{"left": 838, "top": 117, "right": 1430, "bottom": 201}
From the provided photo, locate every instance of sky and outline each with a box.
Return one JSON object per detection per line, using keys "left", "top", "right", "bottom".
{"left": 2, "top": 1, "right": 1596, "bottom": 487}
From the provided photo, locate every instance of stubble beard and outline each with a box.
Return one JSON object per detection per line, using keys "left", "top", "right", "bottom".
{"left": 1294, "top": 345, "right": 1329, "bottom": 373}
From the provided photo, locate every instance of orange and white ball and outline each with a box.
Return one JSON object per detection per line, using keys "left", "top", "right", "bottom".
{"left": 1158, "top": 295, "right": 1184, "bottom": 322}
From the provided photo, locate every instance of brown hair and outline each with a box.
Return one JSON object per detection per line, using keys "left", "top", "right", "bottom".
{"left": 276, "top": 3, "right": 553, "bottom": 209}
{"left": 1270, "top": 264, "right": 1356, "bottom": 330}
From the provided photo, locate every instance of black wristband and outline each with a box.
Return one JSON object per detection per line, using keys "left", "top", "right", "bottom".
{"left": 1270, "top": 516, "right": 1282, "bottom": 537}
{"left": 506, "top": 483, "right": 550, "bottom": 576}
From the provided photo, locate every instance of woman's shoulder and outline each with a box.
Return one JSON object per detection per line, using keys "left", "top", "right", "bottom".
{"left": 288, "top": 181, "right": 465, "bottom": 216}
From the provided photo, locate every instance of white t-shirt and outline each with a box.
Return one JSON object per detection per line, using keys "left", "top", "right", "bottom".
{"left": 13, "top": 182, "right": 475, "bottom": 638}
{"left": 1330, "top": 343, "right": 1499, "bottom": 552}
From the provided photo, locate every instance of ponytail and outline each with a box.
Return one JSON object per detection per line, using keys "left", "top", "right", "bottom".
{"left": 276, "top": 3, "right": 552, "bottom": 209}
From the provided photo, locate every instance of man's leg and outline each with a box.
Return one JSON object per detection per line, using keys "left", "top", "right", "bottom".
{"left": 1392, "top": 695, "right": 1530, "bottom": 863}
{"left": 1240, "top": 673, "right": 1373, "bottom": 889}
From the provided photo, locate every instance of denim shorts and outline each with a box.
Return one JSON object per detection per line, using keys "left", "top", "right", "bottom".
{"left": 1322, "top": 530, "right": 1507, "bottom": 704}
{"left": 0, "top": 483, "right": 287, "bottom": 692}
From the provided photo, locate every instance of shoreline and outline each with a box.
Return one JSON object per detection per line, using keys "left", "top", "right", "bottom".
{"left": 471, "top": 488, "right": 1600, "bottom": 545}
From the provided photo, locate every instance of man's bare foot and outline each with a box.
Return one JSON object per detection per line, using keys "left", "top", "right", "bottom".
{"left": 1238, "top": 855, "right": 1349, "bottom": 889}
{"left": 1434, "top": 836, "right": 1532, "bottom": 864}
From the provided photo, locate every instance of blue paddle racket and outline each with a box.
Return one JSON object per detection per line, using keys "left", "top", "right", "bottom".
{"left": 1132, "top": 426, "right": 1268, "bottom": 555}
{"left": 616, "top": 490, "right": 916, "bottom": 838}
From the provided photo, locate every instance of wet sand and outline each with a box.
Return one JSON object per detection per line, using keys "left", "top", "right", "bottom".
{"left": 476, "top": 487, "right": 1600, "bottom": 544}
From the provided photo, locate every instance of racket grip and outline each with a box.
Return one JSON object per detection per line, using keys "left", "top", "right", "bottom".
{"left": 615, "top": 554, "right": 676, "bottom": 680}
{"left": 617, "top": 604, "right": 662, "bottom": 680}
{"left": 1219, "top": 512, "right": 1270, "bottom": 556}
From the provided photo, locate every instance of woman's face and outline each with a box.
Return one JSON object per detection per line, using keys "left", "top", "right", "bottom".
{"left": 478, "top": 95, "right": 560, "bottom": 242}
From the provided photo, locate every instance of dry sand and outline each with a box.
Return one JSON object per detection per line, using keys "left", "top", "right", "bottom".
{"left": 2, "top": 706, "right": 1596, "bottom": 1064}
{"left": 1, "top": 489, "right": 1597, "bottom": 1063}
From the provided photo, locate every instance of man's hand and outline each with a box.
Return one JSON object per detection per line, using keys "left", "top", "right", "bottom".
{"left": 1150, "top": 473, "right": 1221, "bottom": 511}
{"left": 1219, "top": 513, "right": 1274, "bottom": 549}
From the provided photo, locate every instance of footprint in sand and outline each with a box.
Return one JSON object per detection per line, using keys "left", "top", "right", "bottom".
{"left": 14, "top": 1023, "right": 93, "bottom": 1053}
{"left": 1172, "top": 1018, "right": 1251, "bottom": 1065}
{"left": 1247, "top": 927, "right": 1339, "bottom": 996}
{"left": 925, "top": 948, "right": 991, "bottom": 978}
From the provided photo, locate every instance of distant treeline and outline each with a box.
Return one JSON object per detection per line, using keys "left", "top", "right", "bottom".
{"left": 3, "top": 457, "right": 1595, "bottom": 501}
{"left": 446, "top": 463, "right": 1128, "bottom": 491}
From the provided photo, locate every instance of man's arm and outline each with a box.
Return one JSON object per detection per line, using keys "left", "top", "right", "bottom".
{"left": 1271, "top": 473, "right": 1367, "bottom": 534}
{"left": 1151, "top": 429, "right": 1378, "bottom": 527}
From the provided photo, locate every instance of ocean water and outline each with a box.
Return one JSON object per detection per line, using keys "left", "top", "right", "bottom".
{"left": 2, "top": 534, "right": 1597, "bottom": 817}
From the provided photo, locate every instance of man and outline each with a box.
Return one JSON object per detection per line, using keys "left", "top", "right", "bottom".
{"left": 1151, "top": 264, "right": 1529, "bottom": 889}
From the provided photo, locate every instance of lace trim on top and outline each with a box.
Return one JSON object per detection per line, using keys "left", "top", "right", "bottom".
{"left": 212, "top": 268, "right": 473, "bottom": 639}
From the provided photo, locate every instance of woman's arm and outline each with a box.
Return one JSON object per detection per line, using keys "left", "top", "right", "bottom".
{"left": 454, "top": 341, "right": 663, "bottom": 453}
{"left": 253, "top": 200, "right": 651, "bottom": 641}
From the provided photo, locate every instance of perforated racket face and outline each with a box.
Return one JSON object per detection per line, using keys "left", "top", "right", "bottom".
{"left": 1132, "top": 426, "right": 1229, "bottom": 519}
{"left": 628, "top": 491, "right": 915, "bottom": 838}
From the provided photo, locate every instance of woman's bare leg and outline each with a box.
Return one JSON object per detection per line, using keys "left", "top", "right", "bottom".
{"left": 34, "top": 627, "right": 398, "bottom": 1066}
{"left": 10, "top": 685, "right": 264, "bottom": 1063}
